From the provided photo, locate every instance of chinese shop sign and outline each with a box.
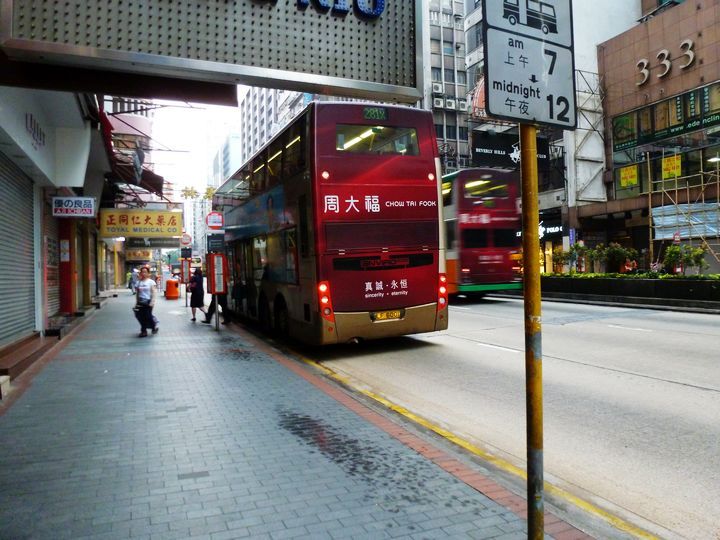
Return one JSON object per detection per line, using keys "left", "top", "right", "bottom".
{"left": 52, "top": 197, "right": 96, "bottom": 217}
{"left": 99, "top": 209, "right": 183, "bottom": 238}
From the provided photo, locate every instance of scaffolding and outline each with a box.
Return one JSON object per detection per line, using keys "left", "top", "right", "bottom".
{"left": 647, "top": 152, "right": 720, "bottom": 267}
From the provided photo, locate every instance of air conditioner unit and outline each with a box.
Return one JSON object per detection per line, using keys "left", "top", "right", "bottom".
{"left": 432, "top": 97, "right": 445, "bottom": 109}
{"left": 445, "top": 98, "right": 457, "bottom": 110}
{"left": 432, "top": 82, "right": 444, "bottom": 95}
{"left": 457, "top": 100, "right": 468, "bottom": 112}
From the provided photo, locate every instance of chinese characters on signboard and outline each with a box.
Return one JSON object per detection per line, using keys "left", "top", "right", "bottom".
{"left": 52, "top": 197, "right": 96, "bottom": 217}
{"left": 323, "top": 195, "right": 437, "bottom": 214}
{"left": 99, "top": 210, "right": 182, "bottom": 238}
{"left": 364, "top": 279, "right": 409, "bottom": 299}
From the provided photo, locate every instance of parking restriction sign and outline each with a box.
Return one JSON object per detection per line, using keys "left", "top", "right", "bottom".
{"left": 482, "top": 0, "right": 576, "bottom": 129}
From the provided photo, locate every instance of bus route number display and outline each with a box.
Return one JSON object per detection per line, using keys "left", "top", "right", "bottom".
{"left": 363, "top": 107, "right": 388, "bottom": 121}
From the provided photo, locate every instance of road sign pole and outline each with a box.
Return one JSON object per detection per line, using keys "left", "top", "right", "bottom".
{"left": 520, "top": 123, "right": 544, "bottom": 538}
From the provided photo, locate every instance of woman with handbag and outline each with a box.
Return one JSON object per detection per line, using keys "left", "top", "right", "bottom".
{"left": 189, "top": 268, "right": 207, "bottom": 322}
{"left": 134, "top": 266, "right": 158, "bottom": 337}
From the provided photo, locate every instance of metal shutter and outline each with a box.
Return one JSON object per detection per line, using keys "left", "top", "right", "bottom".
{"left": 0, "top": 153, "right": 36, "bottom": 347}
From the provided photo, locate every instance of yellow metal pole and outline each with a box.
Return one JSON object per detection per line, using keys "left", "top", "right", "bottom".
{"left": 520, "top": 123, "right": 544, "bottom": 538}
{"left": 114, "top": 241, "right": 119, "bottom": 289}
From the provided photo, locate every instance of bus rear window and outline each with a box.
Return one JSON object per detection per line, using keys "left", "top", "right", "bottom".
{"left": 462, "top": 229, "right": 488, "bottom": 249}
{"left": 325, "top": 221, "right": 438, "bottom": 250}
{"left": 336, "top": 125, "right": 419, "bottom": 155}
{"left": 493, "top": 229, "right": 519, "bottom": 248}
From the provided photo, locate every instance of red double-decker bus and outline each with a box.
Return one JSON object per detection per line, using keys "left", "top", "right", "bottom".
{"left": 213, "top": 102, "right": 448, "bottom": 345}
{"left": 442, "top": 168, "right": 522, "bottom": 297}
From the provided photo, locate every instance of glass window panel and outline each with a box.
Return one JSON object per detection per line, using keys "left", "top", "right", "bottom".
{"left": 335, "top": 125, "right": 420, "bottom": 155}
{"left": 612, "top": 113, "right": 637, "bottom": 148}
{"left": 654, "top": 101, "right": 669, "bottom": 131}
{"left": 430, "top": 39, "right": 441, "bottom": 54}
{"left": 443, "top": 41, "right": 454, "bottom": 55}
{"left": 702, "top": 82, "right": 720, "bottom": 115}
{"left": 685, "top": 90, "right": 701, "bottom": 119}
{"left": 669, "top": 97, "right": 683, "bottom": 128}
{"left": 638, "top": 107, "right": 653, "bottom": 138}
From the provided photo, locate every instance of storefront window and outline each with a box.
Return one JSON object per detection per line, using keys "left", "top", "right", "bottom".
{"left": 654, "top": 100, "right": 669, "bottom": 133}
{"left": 684, "top": 150, "right": 702, "bottom": 183}
{"left": 702, "top": 83, "right": 720, "bottom": 115}
{"left": 669, "top": 96, "right": 683, "bottom": 129}
{"left": 703, "top": 144, "right": 720, "bottom": 169}
{"left": 615, "top": 165, "right": 641, "bottom": 199}
{"left": 612, "top": 113, "right": 637, "bottom": 150}
{"left": 638, "top": 108, "right": 653, "bottom": 140}
{"left": 685, "top": 90, "right": 701, "bottom": 120}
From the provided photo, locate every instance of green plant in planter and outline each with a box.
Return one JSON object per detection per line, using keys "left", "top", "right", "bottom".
{"left": 551, "top": 246, "right": 570, "bottom": 273}
{"left": 662, "top": 245, "right": 682, "bottom": 274}
{"left": 568, "top": 242, "right": 587, "bottom": 271}
{"left": 605, "top": 243, "right": 629, "bottom": 273}
{"left": 680, "top": 245, "right": 709, "bottom": 274}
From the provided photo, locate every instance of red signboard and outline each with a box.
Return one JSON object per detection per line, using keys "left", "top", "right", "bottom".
{"left": 206, "top": 211, "right": 224, "bottom": 229}
{"left": 207, "top": 253, "right": 228, "bottom": 294}
{"left": 180, "top": 259, "right": 191, "bottom": 284}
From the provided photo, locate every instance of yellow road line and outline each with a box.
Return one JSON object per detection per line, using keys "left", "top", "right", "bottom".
{"left": 300, "top": 356, "right": 658, "bottom": 540}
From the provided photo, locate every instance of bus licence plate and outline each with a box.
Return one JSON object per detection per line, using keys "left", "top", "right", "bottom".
{"left": 372, "top": 310, "right": 402, "bottom": 321}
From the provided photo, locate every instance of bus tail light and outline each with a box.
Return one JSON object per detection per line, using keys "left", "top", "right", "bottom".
{"left": 438, "top": 273, "right": 448, "bottom": 311}
{"left": 318, "top": 281, "right": 335, "bottom": 322}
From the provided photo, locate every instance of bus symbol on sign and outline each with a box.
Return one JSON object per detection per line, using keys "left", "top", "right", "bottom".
{"left": 482, "top": 0, "right": 576, "bottom": 128}
{"left": 503, "top": 0, "right": 558, "bottom": 35}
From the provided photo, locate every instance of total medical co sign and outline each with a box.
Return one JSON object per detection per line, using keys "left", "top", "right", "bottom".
{"left": 482, "top": 0, "right": 576, "bottom": 129}
{"left": 99, "top": 209, "right": 183, "bottom": 238}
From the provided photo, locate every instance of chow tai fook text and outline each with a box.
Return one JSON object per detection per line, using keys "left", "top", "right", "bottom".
{"left": 364, "top": 279, "right": 410, "bottom": 299}
{"left": 323, "top": 195, "right": 437, "bottom": 214}
{"left": 99, "top": 209, "right": 183, "bottom": 238}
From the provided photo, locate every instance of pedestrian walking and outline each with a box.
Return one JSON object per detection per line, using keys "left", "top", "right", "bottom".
{"left": 188, "top": 268, "right": 207, "bottom": 322}
{"left": 133, "top": 266, "right": 158, "bottom": 337}
{"left": 202, "top": 292, "right": 230, "bottom": 325}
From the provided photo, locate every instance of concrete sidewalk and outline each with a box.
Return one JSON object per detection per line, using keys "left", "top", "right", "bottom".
{"left": 0, "top": 291, "right": 596, "bottom": 540}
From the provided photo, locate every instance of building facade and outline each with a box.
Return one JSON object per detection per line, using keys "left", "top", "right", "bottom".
{"left": 584, "top": 0, "right": 720, "bottom": 272}
{"left": 0, "top": 88, "right": 112, "bottom": 350}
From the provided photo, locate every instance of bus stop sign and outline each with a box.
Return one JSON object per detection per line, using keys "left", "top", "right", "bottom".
{"left": 482, "top": 0, "right": 576, "bottom": 129}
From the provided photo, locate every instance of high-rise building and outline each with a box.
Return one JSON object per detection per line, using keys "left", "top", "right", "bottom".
{"left": 429, "top": 0, "right": 470, "bottom": 172}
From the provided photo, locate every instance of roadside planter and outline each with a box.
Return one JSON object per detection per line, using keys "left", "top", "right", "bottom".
{"left": 540, "top": 276, "right": 720, "bottom": 302}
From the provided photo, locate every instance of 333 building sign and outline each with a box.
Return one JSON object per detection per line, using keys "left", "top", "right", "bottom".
{"left": 636, "top": 39, "right": 695, "bottom": 86}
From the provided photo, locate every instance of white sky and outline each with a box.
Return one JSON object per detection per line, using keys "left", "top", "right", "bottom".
{"left": 149, "top": 94, "right": 243, "bottom": 199}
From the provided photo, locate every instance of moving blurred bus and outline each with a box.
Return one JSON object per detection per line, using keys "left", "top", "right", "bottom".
{"left": 442, "top": 168, "right": 522, "bottom": 297}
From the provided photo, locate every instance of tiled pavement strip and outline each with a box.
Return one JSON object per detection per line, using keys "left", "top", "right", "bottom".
{"left": 0, "top": 292, "right": 593, "bottom": 540}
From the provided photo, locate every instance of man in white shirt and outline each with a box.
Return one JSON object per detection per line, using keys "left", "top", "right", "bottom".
{"left": 134, "top": 266, "right": 158, "bottom": 337}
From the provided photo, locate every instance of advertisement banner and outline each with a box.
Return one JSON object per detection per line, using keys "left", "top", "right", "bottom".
{"left": 662, "top": 155, "right": 682, "bottom": 179}
{"left": 620, "top": 165, "right": 638, "bottom": 187}
{"left": 99, "top": 210, "right": 183, "bottom": 238}
{"left": 471, "top": 132, "right": 549, "bottom": 169}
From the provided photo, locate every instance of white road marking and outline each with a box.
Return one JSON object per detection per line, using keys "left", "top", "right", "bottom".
{"left": 607, "top": 324, "right": 652, "bottom": 333}
{"left": 477, "top": 342, "right": 521, "bottom": 353}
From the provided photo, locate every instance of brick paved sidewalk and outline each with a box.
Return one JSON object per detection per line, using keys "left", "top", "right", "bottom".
{"left": 0, "top": 291, "right": 593, "bottom": 540}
